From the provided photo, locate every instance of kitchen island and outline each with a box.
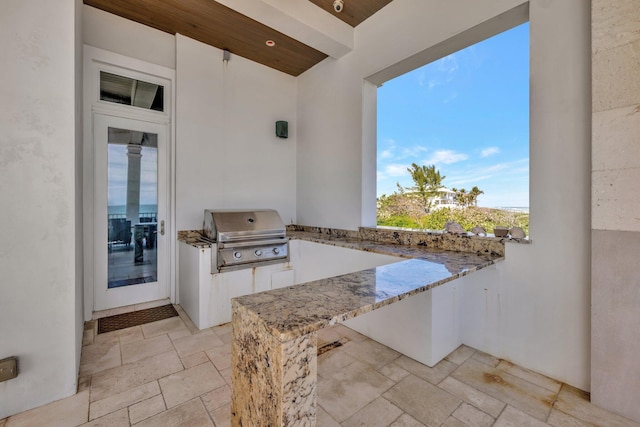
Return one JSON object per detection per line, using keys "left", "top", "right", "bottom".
{"left": 230, "top": 231, "right": 501, "bottom": 426}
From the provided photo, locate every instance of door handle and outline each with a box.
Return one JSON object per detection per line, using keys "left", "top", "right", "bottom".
{"left": 160, "top": 220, "right": 165, "bottom": 236}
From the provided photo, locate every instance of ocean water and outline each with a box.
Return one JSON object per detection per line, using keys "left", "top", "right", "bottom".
{"left": 496, "top": 207, "right": 529, "bottom": 213}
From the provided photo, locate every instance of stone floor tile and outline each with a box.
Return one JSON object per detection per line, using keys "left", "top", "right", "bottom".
{"left": 168, "top": 329, "right": 192, "bottom": 341}
{"left": 452, "top": 358, "right": 555, "bottom": 421}
{"left": 219, "top": 332, "right": 233, "bottom": 345}
{"left": 318, "top": 360, "right": 395, "bottom": 422}
{"left": 342, "top": 397, "right": 403, "bottom": 427}
{"left": 117, "top": 326, "right": 145, "bottom": 345}
{"left": 210, "top": 402, "right": 230, "bottom": 427}
{"left": 141, "top": 316, "right": 188, "bottom": 339}
{"left": 389, "top": 413, "right": 426, "bottom": 426}
{"left": 201, "top": 385, "right": 231, "bottom": 413}
{"left": 212, "top": 323, "right": 232, "bottom": 337}
{"left": 220, "top": 367, "right": 232, "bottom": 385}
{"left": 438, "top": 376, "right": 506, "bottom": 418}
{"left": 205, "top": 344, "right": 232, "bottom": 371}
{"left": 394, "top": 355, "right": 458, "bottom": 385}
{"left": 79, "top": 340, "right": 121, "bottom": 377}
{"left": 441, "top": 416, "right": 466, "bottom": 427}
{"left": 79, "top": 408, "right": 129, "bottom": 427}
{"left": 83, "top": 329, "right": 94, "bottom": 346}
{"left": 378, "top": 362, "right": 410, "bottom": 383}
{"left": 318, "top": 347, "right": 358, "bottom": 377}
{"left": 159, "top": 362, "right": 226, "bottom": 409}
{"left": 5, "top": 390, "right": 89, "bottom": 427}
{"left": 90, "top": 351, "right": 183, "bottom": 402}
{"left": 497, "top": 360, "right": 562, "bottom": 393}
{"left": 0, "top": 418, "right": 6, "bottom": 427}
{"left": 553, "top": 384, "right": 640, "bottom": 427}
{"left": 181, "top": 351, "right": 210, "bottom": 369}
{"left": 383, "top": 375, "right": 461, "bottom": 426}
{"left": 472, "top": 350, "right": 501, "bottom": 367}
{"left": 332, "top": 324, "right": 368, "bottom": 342}
{"left": 343, "top": 339, "right": 402, "bottom": 369}
{"left": 493, "top": 405, "right": 550, "bottom": 427}
{"left": 128, "top": 395, "right": 166, "bottom": 424}
{"left": 121, "top": 334, "right": 174, "bottom": 364}
{"left": 175, "top": 307, "right": 201, "bottom": 334}
{"left": 445, "top": 345, "right": 476, "bottom": 365}
{"left": 89, "top": 381, "right": 160, "bottom": 420}
{"left": 94, "top": 326, "right": 142, "bottom": 345}
{"left": 171, "top": 330, "right": 224, "bottom": 357}
{"left": 135, "top": 398, "right": 214, "bottom": 427}
{"left": 78, "top": 375, "right": 91, "bottom": 393}
{"left": 317, "top": 325, "right": 344, "bottom": 347}
{"left": 317, "top": 406, "right": 341, "bottom": 427}
{"left": 451, "top": 402, "right": 494, "bottom": 427}
{"left": 546, "top": 408, "right": 595, "bottom": 427}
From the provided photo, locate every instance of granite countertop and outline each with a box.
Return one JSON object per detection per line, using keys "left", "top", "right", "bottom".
{"left": 232, "top": 238, "right": 501, "bottom": 341}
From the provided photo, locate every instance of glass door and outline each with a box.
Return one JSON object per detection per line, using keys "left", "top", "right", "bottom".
{"left": 93, "top": 114, "right": 169, "bottom": 311}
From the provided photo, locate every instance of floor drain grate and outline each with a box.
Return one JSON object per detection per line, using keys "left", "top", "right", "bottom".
{"left": 318, "top": 338, "right": 348, "bottom": 356}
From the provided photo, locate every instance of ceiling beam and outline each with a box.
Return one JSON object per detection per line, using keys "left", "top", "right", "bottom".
{"left": 215, "top": 0, "right": 354, "bottom": 58}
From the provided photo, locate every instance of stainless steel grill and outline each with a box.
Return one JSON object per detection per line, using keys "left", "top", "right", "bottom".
{"left": 203, "top": 209, "right": 289, "bottom": 273}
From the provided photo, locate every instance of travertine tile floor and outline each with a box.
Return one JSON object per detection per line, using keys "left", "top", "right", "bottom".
{"left": 2, "top": 305, "right": 639, "bottom": 427}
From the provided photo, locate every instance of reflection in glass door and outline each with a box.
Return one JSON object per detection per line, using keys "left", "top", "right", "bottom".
{"left": 107, "top": 128, "right": 158, "bottom": 288}
{"left": 94, "top": 114, "right": 168, "bottom": 311}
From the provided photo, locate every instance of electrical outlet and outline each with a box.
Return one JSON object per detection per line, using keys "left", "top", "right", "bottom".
{"left": 0, "top": 357, "right": 18, "bottom": 382}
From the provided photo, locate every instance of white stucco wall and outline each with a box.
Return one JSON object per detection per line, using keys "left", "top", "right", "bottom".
{"left": 175, "top": 35, "right": 297, "bottom": 230}
{"left": 297, "top": 0, "right": 591, "bottom": 389}
{"left": 461, "top": 0, "right": 591, "bottom": 391}
{"left": 82, "top": 5, "right": 176, "bottom": 70}
{"left": 0, "top": 0, "right": 80, "bottom": 418}
{"left": 297, "top": 0, "right": 529, "bottom": 230}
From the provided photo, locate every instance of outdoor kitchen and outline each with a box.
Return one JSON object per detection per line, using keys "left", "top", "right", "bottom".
{"left": 176, "top": 208, "right": 510, "bottom": 424}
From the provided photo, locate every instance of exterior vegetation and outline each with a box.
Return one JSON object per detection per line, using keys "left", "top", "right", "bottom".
{"left": 377, "top": 164, "right": 529, "bottom": 235}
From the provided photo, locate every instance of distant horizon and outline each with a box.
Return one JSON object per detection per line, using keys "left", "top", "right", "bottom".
{"left": 377, "top": 23, "right": 529, "bottom": 209}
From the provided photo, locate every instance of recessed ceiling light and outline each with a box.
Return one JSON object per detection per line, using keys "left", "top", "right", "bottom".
{"left": 265, "top": 40, "right": 276, "bottom": 47}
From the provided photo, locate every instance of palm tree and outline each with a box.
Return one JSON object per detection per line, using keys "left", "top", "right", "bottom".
{"left": 406, "top": 163, "right": 445, "bottom": 212}
{"left": 469, "top": 186, "right": 484, "bottom": 206}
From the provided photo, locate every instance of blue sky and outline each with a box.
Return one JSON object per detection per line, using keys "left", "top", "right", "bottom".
{"left": 377, "top": 23, "right": 529, "bottom": 208}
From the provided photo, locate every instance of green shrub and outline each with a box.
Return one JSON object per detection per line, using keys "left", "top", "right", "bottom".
{"left": 377, "top": 206, "right": 529, "bottom": 236}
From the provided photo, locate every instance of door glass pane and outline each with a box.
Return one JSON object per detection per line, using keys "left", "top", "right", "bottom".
{"left": 100, "top": 71, "right": 164, "bottom": 112}
{"left": 107, "top": 127, "right": 158, "bottom": 288}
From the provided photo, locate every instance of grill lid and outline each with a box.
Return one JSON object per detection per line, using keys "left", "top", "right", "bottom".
{"left": 203, "top": 209, "right": 286, "bottom": 242}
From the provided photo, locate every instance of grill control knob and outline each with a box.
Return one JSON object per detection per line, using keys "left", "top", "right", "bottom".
{"left": 254, "top": 249, "right": 262, "bottom": 257}
{"left": 233, "top": 251, "right": 242, "bottom": 259}
{"left": 273, "top": 247, "right": 280, "bottom": 255}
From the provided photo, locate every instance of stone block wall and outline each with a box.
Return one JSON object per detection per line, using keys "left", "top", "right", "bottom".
{"left": 591, "top": 0, "right": 640, "bottom": 422}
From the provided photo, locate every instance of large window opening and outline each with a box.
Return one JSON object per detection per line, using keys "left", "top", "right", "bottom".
{"left": 376, "top": 23, "right": 529, "bottom": 236}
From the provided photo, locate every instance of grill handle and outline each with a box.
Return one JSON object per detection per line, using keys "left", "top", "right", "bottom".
{"left": 217, "top": 238, "right": 288, "bottom": 249}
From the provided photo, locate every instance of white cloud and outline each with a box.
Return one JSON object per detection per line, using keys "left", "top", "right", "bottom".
{"left": 423, "top": 149, "right": 468, "bottom": 165}
{"left": 380, "top": 149, "right": 393, "bottom": 159}
{"left": 445, "top": 158, "right": 529, "bottom": 187}
{"left": 400, "top": 145, "right": 428, "bottom": 159}
{"left": 481, "top": 146, "right": 500, "bottom": 157}
{"left": 385, "top": 164, "right": 409, "bottom": 177}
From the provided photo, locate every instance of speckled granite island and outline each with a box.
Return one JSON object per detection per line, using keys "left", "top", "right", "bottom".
{"left": 230, "top": 230, "right": 501, "bottom": 426}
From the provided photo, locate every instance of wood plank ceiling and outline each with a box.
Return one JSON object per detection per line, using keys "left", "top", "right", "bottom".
{"left": 84, "top": 0, "right": 393, "bottom": 76}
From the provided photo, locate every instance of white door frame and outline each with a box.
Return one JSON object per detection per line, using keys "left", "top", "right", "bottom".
{"left": 83, "top": 45, "right": 176, "bottom": 320}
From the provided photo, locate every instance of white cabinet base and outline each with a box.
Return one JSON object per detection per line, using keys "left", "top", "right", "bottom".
{"left": 178, "top": 241, "right": 294, "bottom": 329}
{"left": 343, "top": 277, "right": 462, "bottom": 367}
